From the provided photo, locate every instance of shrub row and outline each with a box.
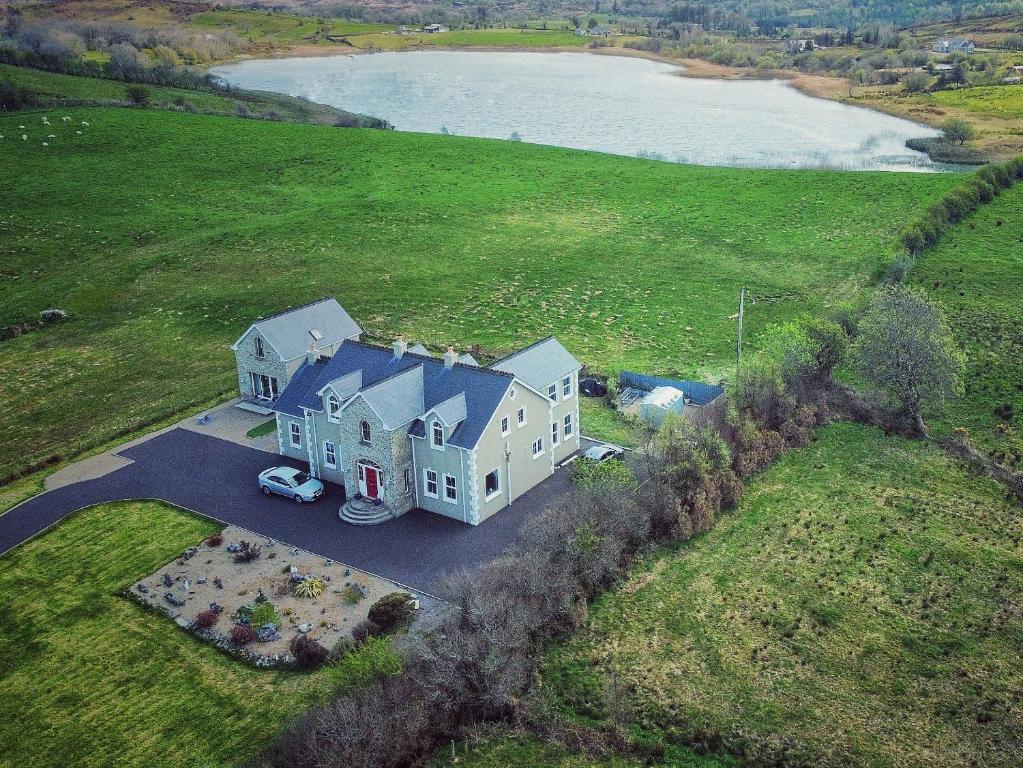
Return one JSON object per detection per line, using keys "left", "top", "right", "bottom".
{"left": 255, "top": 323, "right": 848, "bottom": 768}
{"left": 897, "top": 156, "right": 1023, "bottom": 259}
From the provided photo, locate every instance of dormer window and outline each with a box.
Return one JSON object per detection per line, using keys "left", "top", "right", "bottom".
{"left": 253, "top": 335, "right": 265, "bottom": 358}
{"left": 360, "top": 420, "right": 371, "bottom": 444}
{"left": 327, "top": 394, "right": 340, "bottom": 419}
{"left": 432, "top": 421, "right": 444, "bottom": 449}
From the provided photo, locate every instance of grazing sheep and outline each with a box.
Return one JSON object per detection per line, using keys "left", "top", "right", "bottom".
{"left": 48, "top": 134, "right": 55, "bottom": 138}
{"left": 62, "top": 116, "right": 71, "bottom": 122}
{"left": 42, "top": 142, "right": 48, "bottom": 146}
{"left": 22, "top": 134, "right": 27, "bottom": 141}
{"left": 75, "top": 130, "right": 82, "bottom": 135}
{"left": 81, "top": 121, "right": 90, "bottom": 127}
{"left": 18, "top": 125, "right": 25, "bottom": 129}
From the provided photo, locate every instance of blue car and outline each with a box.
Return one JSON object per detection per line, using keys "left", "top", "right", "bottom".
{"left": 258, "top": 466, "right": 324, "bottom": 503}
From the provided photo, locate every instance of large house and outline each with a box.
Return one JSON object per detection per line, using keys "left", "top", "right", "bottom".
{"left": 932, "top": 37, "right": 975, "bottom": 54}
{"left": 233, "top": 301, "right": 582, "bottom": 526}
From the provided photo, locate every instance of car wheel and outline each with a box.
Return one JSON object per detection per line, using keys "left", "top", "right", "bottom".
{"left": 261, "top": 485, "right": 271, "bottom": 496}
{"left": 293, "top": 494, "right": 304, "bottom": 504}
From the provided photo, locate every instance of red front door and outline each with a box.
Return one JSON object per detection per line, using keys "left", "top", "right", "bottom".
{"left": 365, "top": 467, "right": 379, "bottom": 499}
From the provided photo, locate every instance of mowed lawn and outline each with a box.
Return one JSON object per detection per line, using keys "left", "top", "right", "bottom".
{"left": 543, "top": 423, "right": 1023, "bottom": 768}
{"left": 0, "top": 106, "right": 957, "bottom": 480}
{"left": 911, "top": 183, "right": 1023, "bottom": 464}
{"left": 0, "top": 500, "right": 399, "bottom": 768}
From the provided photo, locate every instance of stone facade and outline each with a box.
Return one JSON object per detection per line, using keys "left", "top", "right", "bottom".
{"left": 336, "top": 397, "right": 415, "bottom": 517}
{"left": 235, "top": 330, "right": 290, "bottom": 400}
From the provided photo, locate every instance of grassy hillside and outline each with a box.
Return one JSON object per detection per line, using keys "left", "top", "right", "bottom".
{"left": 0, "top": 500, "right": 400, "bottom": 768}
{"left": 0, "top": 63, "right": 382, "bottom": 125}
{"left": 0, "top": 106, "right": 957, "bottom": 482}
{"left": 911, "top": 182, "right": 1023, "bottom": 463}
{"left": 539, "top": 423, "right": 1023, "bottom": 768}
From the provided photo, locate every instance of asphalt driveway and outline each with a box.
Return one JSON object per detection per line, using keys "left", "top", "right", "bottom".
{"left": 0, "top": 428, "right": 583, "bottom": 594}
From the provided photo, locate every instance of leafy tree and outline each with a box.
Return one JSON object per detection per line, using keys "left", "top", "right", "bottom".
{"left": 854, "top": 285, "right": 965, "bottom": 435}
{"left": 942, "top": 117, "right": 975, "bottom": 145}
{"left": 125, "top": 83, "right": 150, "bottom": 106}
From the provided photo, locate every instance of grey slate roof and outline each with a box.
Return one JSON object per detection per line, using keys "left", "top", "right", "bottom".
{"left": 426, "top": 392, "right": 467, "bottom": 427}
{"left": 358, "top": 366, "right": 426, "bottom": 431}
{"left": 457, "top": 352, "right": 479, "bottom": 366}
{"left": 491, "top": 336, "right": 582, "bottom": 392}
{"left": 232, "top": 297, "right": 362, "bottom": 360}
{"left": 408, "top": 343, "right": 432, "bottom": 357}
{"left": 276, "top": 341, "right": 513, "bottom": 449}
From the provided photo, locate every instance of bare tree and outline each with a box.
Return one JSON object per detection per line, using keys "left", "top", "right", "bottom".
{"left": 854, "top": 284, "right": 965, "bottom": 435}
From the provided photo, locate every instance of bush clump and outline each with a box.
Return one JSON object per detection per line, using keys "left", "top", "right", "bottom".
{"left": 291, "top": 635, "right": 330, "bottom": 669}
{"left": 249, "top": 602, "right": 279, "bottom": 627}
{"left": 233, "top": 541, "right": 261, "bottom": 563}
{"left": 192, "top": 610, "right": 220, "bottom": 630}
{"left": 230, "top": 624, "right": 257, "bottom": 646}
{"left": 367, "top": 593, "right": 417, "bottom": 634}
{"left": 205, "top": 533, "right": 223, "bottom": 547}
{"left": 351, "top": 619, "right": 381, "bottom": 646}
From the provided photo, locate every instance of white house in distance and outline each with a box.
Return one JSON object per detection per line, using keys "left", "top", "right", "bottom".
{"left": 233, "top": 299, "right": 583, "bottom": 526}
{"left": 932, "top": 37, "right": 975, "bottom": 54}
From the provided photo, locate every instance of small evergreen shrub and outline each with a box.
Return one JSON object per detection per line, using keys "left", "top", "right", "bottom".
{"left": 351, "top": 619, "right": 381, "bottom": 646}
{"left": 367, "top": 592, "right": 416, "bottom": 633}
{"left": 250, "top": 602, "right": 279, "bottom": 627}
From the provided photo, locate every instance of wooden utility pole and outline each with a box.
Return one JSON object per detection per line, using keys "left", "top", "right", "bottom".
{"left": 736, "top": 286, "right": 746, "bottom": 379}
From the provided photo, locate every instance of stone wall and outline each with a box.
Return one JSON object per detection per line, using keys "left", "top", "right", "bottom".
{"left": 339, "top": 398, "right": 415, "bottom": 517}
{"left": 234, "top": 329, "right": 289, "bottom": 399}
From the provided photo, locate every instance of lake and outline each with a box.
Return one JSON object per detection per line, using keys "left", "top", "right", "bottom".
{"left": 211, "top": 51, "right": 947, "bottom": 172}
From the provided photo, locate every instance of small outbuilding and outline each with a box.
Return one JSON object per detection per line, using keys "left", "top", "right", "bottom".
{"left": 615, "top": 371, "right": 726, "bottom": 429}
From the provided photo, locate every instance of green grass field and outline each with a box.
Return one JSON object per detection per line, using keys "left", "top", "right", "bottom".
{"left": 0, "top": 500, "right": 400, "bottom": 768}
{"left": 930, "top": 84, "right": 1023, "bottom": 120}
{"left": 911, "top": 183, "right": 1023, "bottom": 463}
{"left": 0, "top": 105, "right": 957, "bottom": 481}
{"left": 540, "top": 423, "right": 1023, "bottom": 768}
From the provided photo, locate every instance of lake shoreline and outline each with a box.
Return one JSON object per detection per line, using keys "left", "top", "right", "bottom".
{"left": 209, "top": 49, "right": 949, "bottom": 172}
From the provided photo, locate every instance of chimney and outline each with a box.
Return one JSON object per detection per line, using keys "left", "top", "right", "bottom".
{"left": 443, "top": 346, "right": 457, "bottom": 369}
{"left": 392, "top": 335, "right": 407, "bottom": 359}
{"left": 306, "top": 341, "right": 318, "bottom": 365}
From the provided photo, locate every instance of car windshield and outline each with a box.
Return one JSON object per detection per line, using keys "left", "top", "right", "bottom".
{"left": 293, "top": 472, "right": 312, "bottom": 485}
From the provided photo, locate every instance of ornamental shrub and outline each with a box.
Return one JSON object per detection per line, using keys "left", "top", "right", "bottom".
{"left": 291, "top": 635, "right": 329, "bottom": 669}
{"left": 230, "top": 624, "right": 257, "bottom": 646}
{"left": 250, "top": 602, "right": 279, "bottom": 627}
{"left": 367, "top": 592, "right": 416, "bottom": 633}
{"left": 352, "top": 618, "right": 381, "bottom": 646}
{"left": 193, "top": 610, "right": 219, "bottom": 629}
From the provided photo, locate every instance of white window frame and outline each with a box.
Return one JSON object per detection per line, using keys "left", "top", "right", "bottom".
{"left": 531, "top": 436, "right": 544, "bottom": 458}
{"left": 251, "top": 372, "right": 279, "bottom": 400}
{"left": 517, "top": 406, "right": 526, "bottom": 427}
{"left": 547, "top": 382, "right": 558, "bottom": 402}
{"left": 289, "top": 422, "right": 302, "bottom": 448}
{"left": 551, "top": 420, "right": 560, "bottom": 446}
{"left": 323, "top": 440, "right": 336, "bottom": 468}
{"left": 403, "top": 467, "right": 411, "bottom": 494}
{"left": 360, "top": 420, "right": 372, "bottom": 445}
{"left": 562, "top": 375, "right": 573, "bottom": 399}
{"left": 500, "top": 416, "right": 510, "bottom": 436}
{"left": 327, "top": 394, "right": 340, "bottom": 421}
{"left": 484, "top": 467, "right": 501, "bottom": 501}
{"left": 253, "top": 335, "right": 265, "bottom": 358}
{"left": 564, "top": 412, "right": 574, "bottom": 437}
{"left": 443, "top": 473, "right": 458, "bottom": 504}
{"left": 431, "top": 421, "right": 444, "bottom": 450}
{"left": 424, "top": 468, "right": 438, "bottom": 498}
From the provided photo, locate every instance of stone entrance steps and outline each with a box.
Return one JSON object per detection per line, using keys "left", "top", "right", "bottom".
{"left": 339, "top": 496, "right": 392, "bottom": 526}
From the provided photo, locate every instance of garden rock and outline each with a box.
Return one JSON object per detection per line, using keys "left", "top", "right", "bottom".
{"left": 226, "top": 542, "right": 241, "bottom": 553}
{"left": 39, "top": 308, "right": 68, "bottom": 323}
{"left": 213, "top": 577, "right": 223, "bottom": 589}
{"left": 162, "top": 573, "right": 173, "bottom": 587}
{"left": 136, "top": 583, "right": 149, "bottom": 594}
{"left": 297, "top": 622, "right": 312, "bottom": 633}
{"left": 182, "top": 546, "right": 198, "bottom": 560}
{"left": 209, "top": 602, "right": 222, "bottom": 614}
{"left": 165, "top": 592, "right": 185, "bottom": 608}
{"left": 256, "top": 623, "right": 281, "bottom": 642}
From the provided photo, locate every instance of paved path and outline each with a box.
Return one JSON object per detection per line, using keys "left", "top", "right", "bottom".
{"left": 1, "top": 428, "right": 581, "bottom": 594}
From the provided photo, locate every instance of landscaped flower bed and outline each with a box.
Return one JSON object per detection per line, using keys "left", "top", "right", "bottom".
{"left": 128, "top": 524, "right": 408, "bottom": 666}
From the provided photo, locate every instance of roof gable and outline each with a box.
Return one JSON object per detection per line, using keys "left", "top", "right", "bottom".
{"left": 490, "top": 336, "right": 581, "bottom": 392}
{"left": 232, "top": 297, "right": 362, "bottom": 360}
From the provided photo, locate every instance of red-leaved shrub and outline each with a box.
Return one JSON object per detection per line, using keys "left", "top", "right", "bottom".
{"left": 205, "top": 534, "right": 223, "bottom": 547}
{"left": 230, "top": 624, "right": 257, "bottom": 646}
{"left": 193, "top": 610, "right": 219, "bottom": 630}
{"left": 291, "top": 635, "right": 329, "bottom": 669}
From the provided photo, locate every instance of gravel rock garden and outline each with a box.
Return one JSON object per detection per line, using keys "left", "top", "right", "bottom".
{"left": 129, "top": 524, "right": 411, "bottom": 666}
